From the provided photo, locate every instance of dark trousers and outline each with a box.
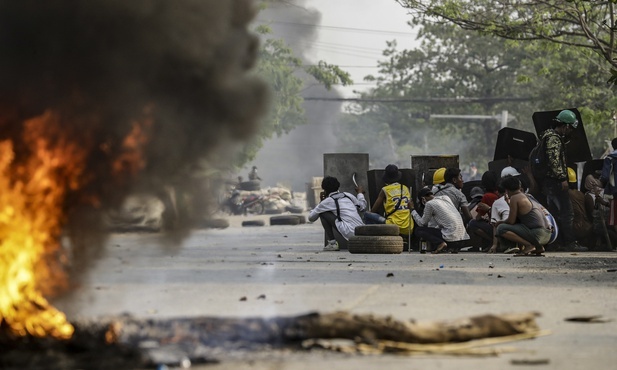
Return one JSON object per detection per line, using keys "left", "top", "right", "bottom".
{"left": 544, "top": 178, "right": 575, "bottom": 245}
{"left": 414, "top": 226, "right": 444, "bottom": 247}
{"left": 319, "top": 211, "right": 338, "bottom": 241}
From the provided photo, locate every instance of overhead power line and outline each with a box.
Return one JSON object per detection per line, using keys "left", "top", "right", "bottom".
{"left": 257, "top": 20, "right": 415, "bottom": 36}
{"left": 303, "top": 97, "right": 534, "bottom": 104}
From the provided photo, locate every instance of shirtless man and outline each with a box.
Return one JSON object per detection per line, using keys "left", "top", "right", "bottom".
{"left": 495, "top": 176, "right": 552, "bottom": 255}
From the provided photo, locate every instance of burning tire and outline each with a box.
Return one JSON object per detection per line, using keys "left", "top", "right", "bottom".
{"left": 354, "top": 224, "right": 400, "bottom": 236}
{"left": 242, "top": 220, "right": 265, "bottom": 227}
{"left": 270, "top": 215, "right": 301, "bottom": 226}
{"left": 347, "top": 235, "right": 404, "bottom": 254}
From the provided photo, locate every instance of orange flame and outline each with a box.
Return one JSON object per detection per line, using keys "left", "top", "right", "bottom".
{"left": 0, "top": 109, "right": 151, "bottom": 340}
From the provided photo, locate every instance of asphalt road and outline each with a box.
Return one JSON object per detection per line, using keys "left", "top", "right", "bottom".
{"left": 55, "top": 213, "right": 617, "bottom": 369}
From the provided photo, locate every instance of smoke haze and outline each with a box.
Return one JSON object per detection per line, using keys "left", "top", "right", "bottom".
{"left": 248, "top": 0, "right": 343, "bottom": 191}
{"left": 0, "top": 0, "right": 268, "bottom": 275}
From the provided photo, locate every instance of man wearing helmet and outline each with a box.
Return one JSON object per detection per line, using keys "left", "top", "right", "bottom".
{"left": 539, "top": 109, "right": 586, "bottom": 251}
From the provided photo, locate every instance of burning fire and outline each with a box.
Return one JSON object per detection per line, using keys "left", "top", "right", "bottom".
{"left": 0, "top": 110, "right": 150, "bottom": 340}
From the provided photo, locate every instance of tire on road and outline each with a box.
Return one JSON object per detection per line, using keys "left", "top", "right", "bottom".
{"left": 264, "top": 208, "right": 283, "bottom": 215}
{"left": 198, "top": 218, "right": 230, "bottom": 229}
{"left": 354, "top": 224, "right": 400, "bottom": 236}
{"left": 285, "top": 205, "right": 304, "bottom": 214}
{"left": 347, "top": 235, "right": 404, "bottom": 254}
{"left": 270, "top": 215, "right": 301, "bottom": 226}
{"left": 242, "top": 220, "right": 266, "bottom": 227}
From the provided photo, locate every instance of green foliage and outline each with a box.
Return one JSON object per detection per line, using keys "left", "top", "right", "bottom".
{"left": 396, "top": 0, "right": 617, "bottom": 85}
{"left": 337, "top": 19, "right": 616, "bottom": 169}
{"left": 231, "top": 20, "right": 351, "bottom": 167}
{"left": 305, "top": 61, "right": 353, "bottom": 90}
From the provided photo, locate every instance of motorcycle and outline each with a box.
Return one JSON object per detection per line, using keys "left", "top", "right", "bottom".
{"left": 222, "top": 190, "right": 265, "bottom": 215}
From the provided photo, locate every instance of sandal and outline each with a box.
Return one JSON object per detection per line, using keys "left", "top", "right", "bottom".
{"left": 432, "top": 243, "right": 447, "bottom": 254}
{"left": 513, "top": 245, "right": 535, "bottom": 256}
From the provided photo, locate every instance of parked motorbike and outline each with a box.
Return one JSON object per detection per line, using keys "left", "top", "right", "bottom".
{"left": 222, "top": 190, "right": 265, "bottom": 215}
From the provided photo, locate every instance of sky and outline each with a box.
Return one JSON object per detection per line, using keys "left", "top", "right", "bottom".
{"left": 292, "top": 0, "right": 419, "bottom": 97}
{"left": 245, "top": 0, "right": 420, "bottom": 191}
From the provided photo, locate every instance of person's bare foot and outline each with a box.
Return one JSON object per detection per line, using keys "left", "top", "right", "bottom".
{"left": 516, "top": 245, "right": 536, "bottom": 256}
{"left": 533, "top": 246, "right": 546, "bottom": 255}
{"left": 432, "top": 242, "right": 447, "bottom": 254}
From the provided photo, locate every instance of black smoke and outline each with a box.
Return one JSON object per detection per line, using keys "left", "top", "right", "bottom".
{"left": 249, "top": 0, "right": 343, "bottom": 191}
{"left": 0, "top": 1, "right": 268, "bottom": 275}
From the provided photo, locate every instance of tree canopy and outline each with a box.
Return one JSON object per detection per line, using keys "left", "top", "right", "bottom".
{"left": 229, "top": 22, "right": 351, "bottom": 168}
{"left": 396, "top": 0, "right": 617, "bottom": 84}
{"left": 336, "top": 17, "right": 616, "bottom": 169}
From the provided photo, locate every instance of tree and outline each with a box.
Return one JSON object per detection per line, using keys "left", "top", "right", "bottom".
{"left": 345, "top": 24, "right": 536, "bottom": 167}
{"left": 231, "top": 23, "right": 352, "bottom": 167}
{"left": 338, "top": 19, "right": 616, "bottom": 168}
{"left": 396, "top": 0, "right": 617, "bottom": 84}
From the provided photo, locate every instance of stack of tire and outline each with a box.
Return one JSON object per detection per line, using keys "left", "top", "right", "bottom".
{"left": 348, "top": 224, "right": 404, "bottom": 254}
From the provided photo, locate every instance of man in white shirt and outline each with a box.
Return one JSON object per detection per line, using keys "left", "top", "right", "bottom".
{"left": 431, "top": 167, "right": 473, "bottom": 225}
{"left": 412, "top": 187, "right": 469, "bottom": 254}
{"left": 308, "top": 176, "right": 367, "bottom": 251}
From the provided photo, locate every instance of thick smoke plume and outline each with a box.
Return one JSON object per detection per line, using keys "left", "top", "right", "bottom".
{"left": 250, "top": 0, "right": 343, "bottom": 191}
{"left": 0, "top": 1, "right": 268, "bottom": 272}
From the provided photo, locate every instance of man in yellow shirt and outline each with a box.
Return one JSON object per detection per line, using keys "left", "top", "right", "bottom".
{"left": 364, "top": 164, "right": 414, "bottom": 237}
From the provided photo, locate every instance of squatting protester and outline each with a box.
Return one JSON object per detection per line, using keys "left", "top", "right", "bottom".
{"left": 308, "top": 176, "right": 366, "bottom": 251}
{"left": 364, "top": 164, "right": 414, "bottom": 237}
{"left": 411, "top": 187, "right": 469, "bottom": 254}
{"left": 495, "top": 175, "right": 552, "bottom": 256}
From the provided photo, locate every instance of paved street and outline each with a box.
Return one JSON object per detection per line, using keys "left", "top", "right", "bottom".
{"left": 55, "top": 213, "right": 617, "bottom": 369}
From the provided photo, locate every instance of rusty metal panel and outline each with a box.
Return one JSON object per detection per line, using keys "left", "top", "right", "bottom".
{"left": 410, "top": 155, "right": 459, "bottom": 199}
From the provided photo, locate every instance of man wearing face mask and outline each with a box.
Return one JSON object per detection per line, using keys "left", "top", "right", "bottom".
{"left": 539, "top": 109, "right": 587, "bottom": 251}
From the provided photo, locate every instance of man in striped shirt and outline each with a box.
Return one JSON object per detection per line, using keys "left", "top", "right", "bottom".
{"left": 412, "top": 187, "right": 469, "bottom": 254}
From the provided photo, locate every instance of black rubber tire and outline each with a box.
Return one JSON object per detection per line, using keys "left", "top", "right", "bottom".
{"left": 347, "top": 235, "right": 404, "bottom": 254}
{"left": 242, "top": 220, "right": 265, "bottom": 227}
{"left": 238, "top": 180, "right": 261, "bottom": 191}
{"left": 285, "top": 205, "right": 304, "bottom": 214}
{"left": 270, "top": 215, "right": 301, "bottom": 226}
{"left": 354, "top": 224, "right": 400, "bottom": 236}
{"left": 264, "top": 208, "right": 283, "bottom": 215}
{"left": 295, "top": 215, "right": 306, "bottom": 224}
{"left": 198, "top": 218, "right": 230, "bottom": 229}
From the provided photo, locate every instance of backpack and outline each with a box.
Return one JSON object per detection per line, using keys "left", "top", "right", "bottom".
{"left": 529, "top": 136, "right": 549, "bottom": 182}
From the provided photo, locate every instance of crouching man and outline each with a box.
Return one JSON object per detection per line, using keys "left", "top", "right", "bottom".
{"left": 308, "top": 176, "right": 367, "bottom": 251}
{"left": 495, "top": 175, "right": 552, "bottom": 256}
{"left": 411, "top": 187, "right": 469, "bottom": 254}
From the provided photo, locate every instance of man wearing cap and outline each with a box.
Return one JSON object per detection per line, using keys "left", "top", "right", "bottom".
{"left": 364, "top": 164, "right": 413, "bottom": 238}
{"left": 540, "top": 109, "right": 586, "bottom": 251}
{"left": 412, "top": 187, "right": 469, "bottom": 254}
{"left": 309, "top": 176, "right": 366, "bottom": 251}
